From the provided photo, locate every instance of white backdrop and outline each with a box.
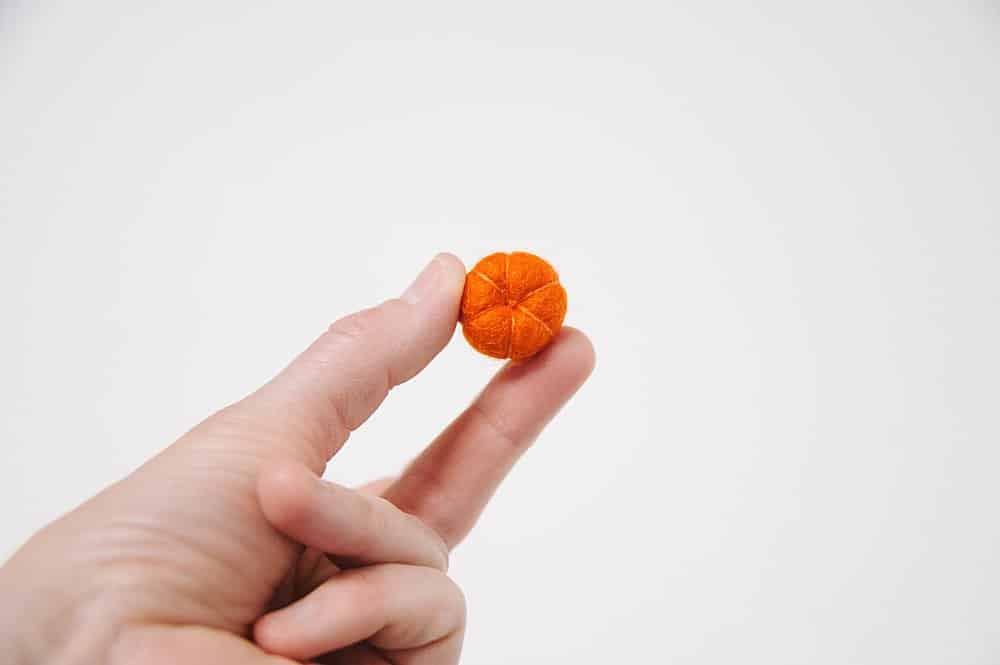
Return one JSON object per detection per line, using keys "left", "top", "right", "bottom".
{"left": 2, "top": 2, "right": 999, "bottom": 663}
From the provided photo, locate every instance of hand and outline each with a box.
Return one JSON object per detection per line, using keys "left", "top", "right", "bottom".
{"left": 0, "top": 254, "right": 595, "bottom": 664}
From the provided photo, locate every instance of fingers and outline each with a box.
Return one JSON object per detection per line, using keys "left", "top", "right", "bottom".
{"left": 383, "top": 327, "right": 595, "bottom": 548}
{"left": 315, "top": 644, "right": 390, "bottom": 665}
{"left": 258, "top": 461, "right": 449, "bottom": 571}
{"left": 246, "top": 253, "right": 466, "bottom": 470}
{"left": 114, "top": 624, "right": 298, "bottom": 665}
{"left": 254, "top": 564, "right": 465, "bottom": 663}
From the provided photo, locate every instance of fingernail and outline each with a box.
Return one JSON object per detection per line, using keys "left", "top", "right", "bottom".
{"left": 401, "top": 255, "right": 442, "bottom": 304}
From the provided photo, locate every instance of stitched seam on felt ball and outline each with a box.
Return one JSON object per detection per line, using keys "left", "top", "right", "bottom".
{"left": 507, "top": 309, "right": 514, "bottom": 358}
{"left": 504, "top": 253, "right": 513, "bottom": 357}
{"left": 465, "top": 303, "right": 505, "bottom": 325}
{"left": 473, "top": 270, "right": 503, "bottom": 295}
{"left": 515, "top": 305, "right": 555, "bottom": 337}
{"left": 516, "top": 279, "right": 560, "bottom": 304}
{"left": 504, "top": 253, "right": 511, "bottom": 304}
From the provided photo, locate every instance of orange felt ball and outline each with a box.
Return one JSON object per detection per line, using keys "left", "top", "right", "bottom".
{"left": 459, "top": 251, "right": 568, "bottom": 360}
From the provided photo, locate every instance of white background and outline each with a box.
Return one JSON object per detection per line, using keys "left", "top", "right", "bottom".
{"left": 2, "top": 1, "right": 999, "bottom": 663}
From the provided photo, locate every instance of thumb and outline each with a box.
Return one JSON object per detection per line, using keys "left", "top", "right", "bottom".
{"left": 213, "top": 253, "right": 466, "bottom": 471}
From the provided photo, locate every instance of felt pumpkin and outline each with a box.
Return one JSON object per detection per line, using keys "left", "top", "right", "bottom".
{"left": 460, "top": 252, "right": 567, "bottom": 360}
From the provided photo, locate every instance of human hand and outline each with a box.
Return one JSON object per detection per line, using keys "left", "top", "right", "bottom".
{"left": 0, "top": 254, "right": 595, "bottom": 664}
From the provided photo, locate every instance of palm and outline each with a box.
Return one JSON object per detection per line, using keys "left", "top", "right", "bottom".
{"left": 41, "top": 419, "right": 309, "bottom": 662}
{"left": 74, "top": 415, "right": 421, "bottom": 663}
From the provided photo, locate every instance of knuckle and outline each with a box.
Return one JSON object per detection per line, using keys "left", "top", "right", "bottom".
{"left": 438, "top": 543, "right": 452, "bottom": 573}
{"left": 327, "top": 306, "right": 383, "bottom": 346}
{"left": 348, "top": 494, "right": 382, "bottom": 554}
{"left": 397, "top": 510, "right": 450, "bottom": 571}
{"left": 414, "top": 516, "right": 451, "bottom": 571}
{"left": 259, "top": 464, "right": 314, "bottom": 528}
{"left": 470, "top": 402, "right": 523, "bottom": 451}
{"left": 364, "top": 497, "right": 391, "bottom": 548}
{"left": 318, "top": 304, "right": 400, "bottom": 432}
{"left": 326, "top": 300, "right": 407, "bottom": 347}
{"left": 351, "top": 567, "right": 389, "bottom": 616}
{"left": 443, "top": 574, "right": 467, "bottom": 624}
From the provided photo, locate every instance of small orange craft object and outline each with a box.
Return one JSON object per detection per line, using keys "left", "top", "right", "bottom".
{"left": 460, "top": 251, "right": 567, "bottom": 360}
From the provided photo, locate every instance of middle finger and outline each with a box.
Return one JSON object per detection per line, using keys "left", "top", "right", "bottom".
{"left": 257, "top": 461, "right": 449, "bottom": 571}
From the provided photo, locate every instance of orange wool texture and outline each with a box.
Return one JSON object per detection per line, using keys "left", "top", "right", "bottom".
{"left": 459, "top": 252, "right": 568, "bottom": 360}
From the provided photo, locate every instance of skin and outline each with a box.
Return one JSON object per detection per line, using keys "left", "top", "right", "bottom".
{"left": 0, "top": 253, "right": 595, "bottom": 665}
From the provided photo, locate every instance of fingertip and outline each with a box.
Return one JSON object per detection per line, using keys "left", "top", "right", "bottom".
{"left": 252, "top": 613, "right": 274, "bottom": 650}
{"left": 559, "top": 327, "right": 597, "bottom": 383}
{"left": 430, "top": 252, "right": 467, "bottom": 306}
{"left": 505, "top": 326, "right": 596, "bottom": 385}
{"left": 433, "top": 252, "right": 467, "bottom": 283}
{"left": 252, "top": 611, "right": 292, "bottom": 658}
